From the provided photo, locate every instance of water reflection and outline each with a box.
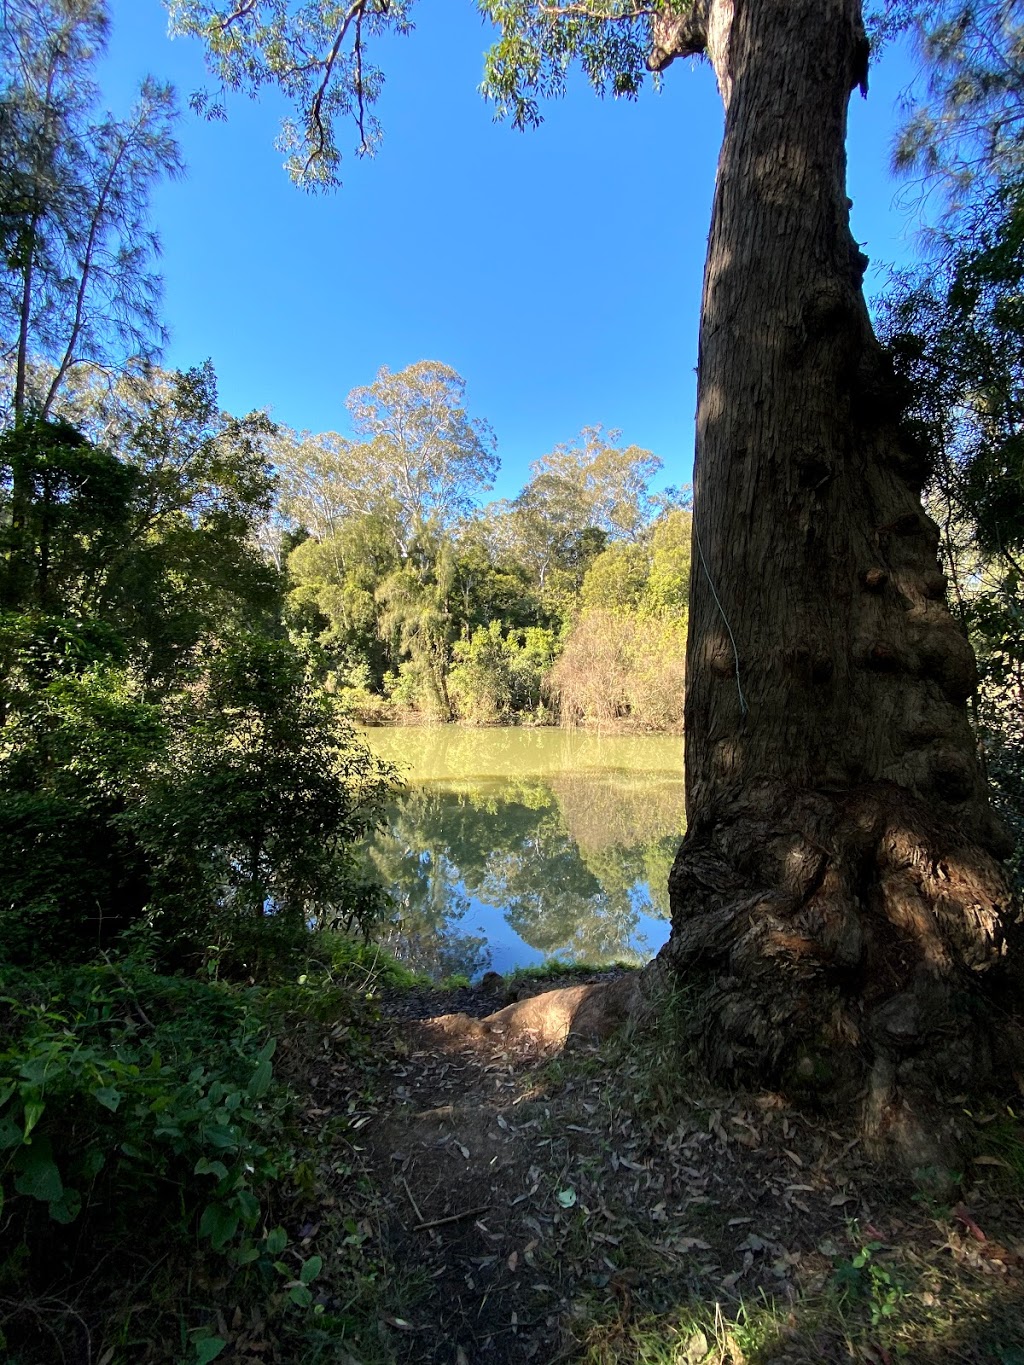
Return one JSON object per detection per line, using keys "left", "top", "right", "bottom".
{"left": 360, "top": 727, "right": 684, "bottom": 979}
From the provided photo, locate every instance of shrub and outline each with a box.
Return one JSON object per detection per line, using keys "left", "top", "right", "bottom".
{"left": 0, "top": 958, "right": 292, "bottom": 1357}
{"left": 448, "top": 622, "right": 557, "bottom": 723}
{"left": 547, "top": 608, "right": 686, "bottom": 730}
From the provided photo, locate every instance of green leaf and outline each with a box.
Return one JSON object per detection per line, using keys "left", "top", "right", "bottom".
{"left": 193, "top": 1337, "right": 227, "bottom": 1364}
{"left": 248, "top": 1057, "right": 272, "bottom": 1099}
{"left": 194, "top": 1157, "right": 229, "bottom": 1182}
{"left": 247, "top": 1038, "right": 276, "bottom": 1100}
{"left": 21, "top": 1097, "right": 45, "bottom": 1140}
{"left": 14, "top": 1139, "right": 63, "bottom": 1202}
{"left": 199, "top": 1202, "right": 240, "bottom": 1250}
{"left": 235, "top": 1188, "right": 260, "bottom": 1226}
{"left": 288, "top": 1283, "right": 313, "bottom": 1308}
{"left": 265, "top": 1225, "right": 287, "bottom": 1255}
{"left": 92, "top": 1086, "right": 121, "bottom": 1112}
{"left": 19, "top": 1057, "right": 52, "bottom": 1085}
{"left": 299, "top": 1254, "right": 323, "bottom": 1285}
{"left": 48, "top": 1187, "right": 82, "bottom": 1224}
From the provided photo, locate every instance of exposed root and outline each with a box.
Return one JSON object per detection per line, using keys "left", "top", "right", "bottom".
{"left": 419, "top": 974, "right": 640, "bottom": 1053}
{"left": 655, "top": 780, "right": 1022, "bottom": 1166}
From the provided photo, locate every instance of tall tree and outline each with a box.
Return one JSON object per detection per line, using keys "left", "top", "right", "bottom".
{"left": 173, "top": 0, "right": 1020, "bottom": 1155}
{"left": 0, "top": 0, "right": 182, "bottom": 425}
{"left": 347, "top": 360, "right": 499, "bottom": 554}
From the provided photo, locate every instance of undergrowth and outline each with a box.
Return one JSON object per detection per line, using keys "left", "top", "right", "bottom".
{"left": 0, "top": 927, "right": 408, "bottom": 1364}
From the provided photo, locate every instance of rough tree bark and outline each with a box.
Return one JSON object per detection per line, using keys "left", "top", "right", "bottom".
{"left": 647, "top": 0, "right": 1020, "bottom": 1160}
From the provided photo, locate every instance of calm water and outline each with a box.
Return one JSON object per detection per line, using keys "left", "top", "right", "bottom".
{"left": 359, "top": 726, "right": 684, "bottom": 980}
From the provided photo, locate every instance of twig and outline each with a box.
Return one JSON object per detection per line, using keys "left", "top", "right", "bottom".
{"left": 100, "top": 953, "right": 154, "bottom": 1029}
{"left": 414, "top": 1204, "right": 491, "bottom": 1233}
{"left": 401, "top": 1176, "right": 424, "bottom": 1225}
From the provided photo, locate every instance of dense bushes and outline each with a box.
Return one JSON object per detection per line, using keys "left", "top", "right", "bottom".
{"left": 547, "top": 510, "right": 691, "bottom": 731}
{"left": 548, "top": 609, "right": 686, "bottom": 730}
{"left": 0, "top": 935, "right": 408, "bottom": 1363}
{"left": 448, "top": 621, "right": 557, "bottom": 723}
{"left": 0, "top": 406, "right": 400, "bottom": 1359}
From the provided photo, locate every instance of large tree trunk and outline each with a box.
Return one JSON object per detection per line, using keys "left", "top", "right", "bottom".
{"left": 650, "top": 0, "right": 1020, "bottom": 1159}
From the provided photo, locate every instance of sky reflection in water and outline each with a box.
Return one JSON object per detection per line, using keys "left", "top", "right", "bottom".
{"left": 360, "top": 727, "right": 685, "bottom": 980}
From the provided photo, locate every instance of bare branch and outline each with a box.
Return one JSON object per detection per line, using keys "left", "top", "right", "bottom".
{"left": 215, "top": 0, "right": 259, "bottom": 30}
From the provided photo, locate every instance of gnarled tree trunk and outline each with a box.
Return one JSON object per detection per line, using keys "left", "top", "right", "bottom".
{"left": 650, "top": 0, "right": 1019, "bottom": 1159}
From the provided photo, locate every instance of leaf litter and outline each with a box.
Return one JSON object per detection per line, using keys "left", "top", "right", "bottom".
{"left": 262, "top": 972, "right": 1024, "bottom": 1364}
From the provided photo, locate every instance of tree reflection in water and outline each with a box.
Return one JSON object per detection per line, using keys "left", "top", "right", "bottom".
{"left": 361, "top": 728, "right": 684, "bottom": 979}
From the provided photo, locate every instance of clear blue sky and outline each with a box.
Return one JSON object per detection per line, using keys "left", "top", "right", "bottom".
{"left": 101, "top": 2, "right": 920, "bottom": 503}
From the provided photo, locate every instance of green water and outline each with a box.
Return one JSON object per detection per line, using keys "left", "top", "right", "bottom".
{"left": 359, "top": 726, "right": 684, "bottom": 979}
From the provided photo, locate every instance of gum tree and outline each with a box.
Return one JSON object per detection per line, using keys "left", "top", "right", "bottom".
{"left": 169, "top": 0, "right": 1020, "bottom": 1154}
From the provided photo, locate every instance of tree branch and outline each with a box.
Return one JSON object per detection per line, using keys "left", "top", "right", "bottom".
{"left": 304, "top": 0, "right": 370, "bottom": 176}
{"left": 215, "top": 0, "right": 259, "bottom": 31}
{"left": 534, "top": 1, "right": 708, "bottom": 72}
{"left": 646, "top": 2, "right": 708, "bottom": 71}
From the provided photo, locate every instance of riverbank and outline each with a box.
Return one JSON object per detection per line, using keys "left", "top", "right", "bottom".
{"left": 6, "top": 955, "right": 1024, "bottom": 1363}
{"left": 345, "top": 699, "right": 684, "bottom": 738}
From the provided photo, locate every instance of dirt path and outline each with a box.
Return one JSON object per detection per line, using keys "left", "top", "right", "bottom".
{"left": 285, "top": 977, "right": 1024, "bottom": 1365}
{"left": 363, "top": 1019, "right": 568, "bottom": 1361}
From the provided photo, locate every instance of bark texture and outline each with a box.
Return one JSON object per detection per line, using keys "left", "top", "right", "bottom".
{"left": 653, "top": 0, "right": 1020, "bottom": 1159}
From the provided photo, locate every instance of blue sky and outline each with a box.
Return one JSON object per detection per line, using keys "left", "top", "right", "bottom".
{"left": 100, "top": 2, "right": 920, "bottom": 503}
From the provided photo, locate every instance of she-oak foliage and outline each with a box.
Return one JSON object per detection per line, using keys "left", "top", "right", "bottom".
{"left": 171, "top": 0, "right": 1024, "bottom": 1155}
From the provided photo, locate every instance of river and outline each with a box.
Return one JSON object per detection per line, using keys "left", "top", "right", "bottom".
{"left": 359, "top": 726, "right": 684, "bottom": 980}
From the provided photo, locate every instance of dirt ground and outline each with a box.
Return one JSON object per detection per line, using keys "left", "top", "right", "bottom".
{"left": 279, "top": 974, "right": 1024, "bottom": 1365}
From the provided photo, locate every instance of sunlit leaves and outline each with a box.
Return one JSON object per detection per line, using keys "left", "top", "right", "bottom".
{"left": 479, "top": 0, "right": 661, "bottom": 130}
{"left": 166, "top": 0, "right": 416, "bottom": 188}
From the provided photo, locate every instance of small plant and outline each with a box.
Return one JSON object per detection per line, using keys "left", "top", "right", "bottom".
{"left": 833, "top": 1240, "right": 903, "bottom": 1327}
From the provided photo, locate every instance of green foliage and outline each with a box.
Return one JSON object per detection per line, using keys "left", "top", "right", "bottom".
{"left": 448, "top": 620, "right": 557, "bottom": 723}
{"left": 0, "top": 405, "right": 395, "bottom": 964}
{"left": 0, "top": 0, "right": 182, "bottom": 422}
{"left": 0, "top": 947, "right": 384, "bottom": 1360}
{"left": 275, "top": 397, "right": 685, "bottom": 727}
{"left": 138, "top": 633, "right": 396, "bottom": 947}
{"left": 166, "top": 0, "right": 416, "bottom": 188}
{"left": 0, "top": 658, "right": 163, "bottom": 959}
{"left": 833, "top": 1240, "right": 904, "bottom": 1326}
{"left": 0, "top": 418, "right": 138, "bottom": 612}
{"left": 895, "top": 1, "right": 1024, "bottom": 226}
{"left": 0, "top": 960, "right": 281, "bottom": 1280}
{"left": 164, "top": 0, "right": 672, "bottom": 187}
{"left": 479, "top": 2, "right": 659, "bottom": 130}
